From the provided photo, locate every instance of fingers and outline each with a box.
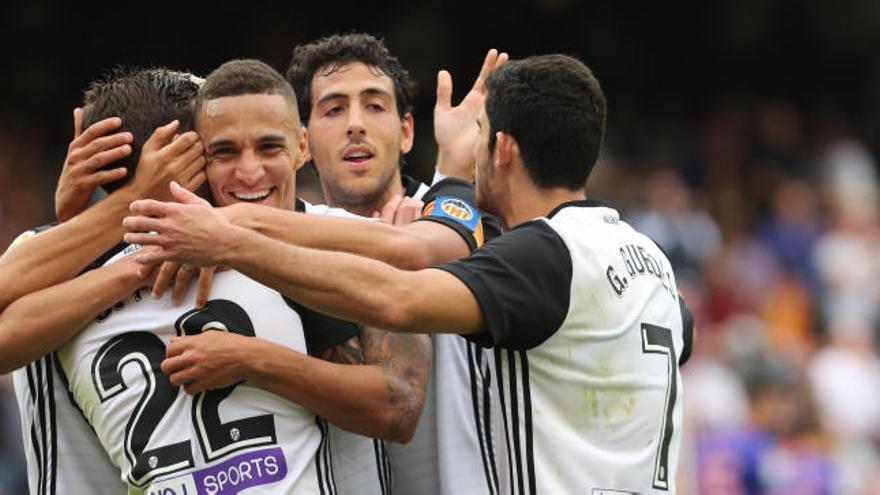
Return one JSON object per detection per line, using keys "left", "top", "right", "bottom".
{"left": 184, "top": 169, "right": 207, "bottom": 192}
{"left": 124, "top": 231, "right": 170, "bottom": 248}
{"left": 163, "top": 131, "right": 201, "bottom": 159}
{"left": 473, "top": 49, "right": 499, "bottom": 92}
{"left": 195, "top": 267, "right": 215, "bottom": 309}
{"left": 378, "top": 195, "right": 404, "bottom": 223}
{"left": 152, "top": 262, "right": 180, "bottom": 299}
{"left": 436, "top": 70, "right": 453, "bottom": 110}
{"left": 71, "top": 132, "right": 134, "bottom": 168}
{"left": 472, "top": 49, "right": 508, "bottom": 94}
{"left": 168, "top": 138, "right": 206, "bottom": 184}
{"left": 172, "top": 265, "right": 197, "bottom": 305}
{"left": 73, "top": 107, "right": 83, "bottom": 138}
{"left": 122, "top": 213, "right": 166, "bottom": 234}
{"left": 394, "top": 197, "right": 425, "bottom": 225}
{"left": 128, "top": 198, "right": 175, "bottom": 217}
{"left": 143, "top": 120, "right": 182, "bottom": 152}
{"left": 133, "top": 246, "right": 174, "bottom": 265}
{"left": 69, "top": 117, "right": 125, "bottom": 155}
{"left": 497, "top": 51, "right": 509, "bottom": 68}
{"left": 83, "top": 167, "right": 128, "bottom": 187}
{"left": 170, "top": 181, "right": 209, "bottom": 206}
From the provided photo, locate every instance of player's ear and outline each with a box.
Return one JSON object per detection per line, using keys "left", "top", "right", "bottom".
{"left": 294, "top": 128, "right": 309, "bottom": 171}
{"left": 399, "top": 112, "right": 414, "bottom": 154}
{"left": 494, "top": 131, "right": 517, "bottom": 172}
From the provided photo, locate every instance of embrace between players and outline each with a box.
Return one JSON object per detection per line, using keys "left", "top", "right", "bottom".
{"left": 0, "top": 32, "right": 694, "bottom": 495}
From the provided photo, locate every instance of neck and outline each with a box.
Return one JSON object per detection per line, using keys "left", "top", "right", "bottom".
{"left": 323, "top": 173, "right": 405, "bottom": 218}
{"left": 503, "top": 186, "right": 587, "bottom": 228}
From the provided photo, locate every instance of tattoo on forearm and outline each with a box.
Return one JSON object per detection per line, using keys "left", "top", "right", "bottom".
{"left": 361, "top": 326, "right": 430, "bottom": 440}
{"left": 319, "top": 336, "right": 365, "bottom": 365}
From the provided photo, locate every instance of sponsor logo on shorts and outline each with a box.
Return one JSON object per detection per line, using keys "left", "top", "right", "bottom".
{"left": 148, "top": 447, "right": 287, "bottom": 495}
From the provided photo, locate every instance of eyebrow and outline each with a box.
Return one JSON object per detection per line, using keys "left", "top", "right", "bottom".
{"left": 207, "top": 139, "right": 236, "bottom": 151}
{"left": 315, "top": 87, "right": 393, "bottom": 107}
{"left": 258, "top": 134, "right": 287, "bottom": 143}
{"left": 207, "top": 134, "right": 286, "bottom": 150}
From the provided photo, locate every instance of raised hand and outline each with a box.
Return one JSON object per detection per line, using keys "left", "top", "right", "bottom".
{"left": 124, "top": 121, "right": 206, "bottom": 201}
{"left": 55, "top": 108, "right": 133, "bottom": 221}
{"left": 434, "top": 49, "right": 509, "bottom": 181}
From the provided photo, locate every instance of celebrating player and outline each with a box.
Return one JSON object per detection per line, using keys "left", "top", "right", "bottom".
{"left": 127, "top": 54, "right": 696, "bottom": 494}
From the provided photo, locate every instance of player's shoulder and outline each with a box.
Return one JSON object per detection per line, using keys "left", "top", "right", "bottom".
{"left": 298, "top": 197, "right": 375, "bottom": 221}
{"left": 6, "top": 222, "right": 58, "bottom": 252}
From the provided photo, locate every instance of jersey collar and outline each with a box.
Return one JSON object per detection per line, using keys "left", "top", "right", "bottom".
{"left": 546, "top": 198, "right": 609, "bottom": 218}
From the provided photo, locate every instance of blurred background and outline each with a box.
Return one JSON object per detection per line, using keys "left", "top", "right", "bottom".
{"left": 2, "top": 0, "right": 880, "bottom": 493}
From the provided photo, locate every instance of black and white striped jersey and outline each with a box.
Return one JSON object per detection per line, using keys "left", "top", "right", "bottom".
{"left": 388, "top": 177, "right": 504, "bottom": 495}
{"left": 13, "top": 354, "right": 127, "bottom": 495}
{"left": 10, "top": 216, "right": 358, "bottom": 495}
{"left": 55, "top": 247, "right": 354, "bottom": 495}
{"left": 9, "top": 225, "right": 128, "bottom": 495}
{"left": 439, "top": 200, "right": 695, "bottom": 495}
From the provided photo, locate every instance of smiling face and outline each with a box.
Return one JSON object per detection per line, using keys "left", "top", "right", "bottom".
{"left": 305, "top": 61, "right": 414, "bottom": 214}
{"left": 197, "top": 93, "right": 306, "bottom": 210}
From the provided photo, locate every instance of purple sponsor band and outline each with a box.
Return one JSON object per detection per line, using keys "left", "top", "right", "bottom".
{"left": 191, "top": 447, "right": 287, "bottom": 495}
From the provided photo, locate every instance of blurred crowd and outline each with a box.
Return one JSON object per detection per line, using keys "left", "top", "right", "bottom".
{"left": 590, "top": 98, "right": 880, "bottom": 493}
{"left": 2, "top": 92, "right": 879, "bottom": 493}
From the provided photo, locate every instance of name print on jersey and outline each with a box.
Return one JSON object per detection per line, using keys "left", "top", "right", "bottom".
{"left": 606, "top": 242, "right": 676, "bottom": 300}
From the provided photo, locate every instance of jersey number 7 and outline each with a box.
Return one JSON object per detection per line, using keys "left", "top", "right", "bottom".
{"left": 641, "top": 323, "right": 678, "bottom": 491}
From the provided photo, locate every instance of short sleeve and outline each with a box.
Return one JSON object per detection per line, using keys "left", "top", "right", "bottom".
{"left": 282, "top": 296, "right": 361, "bottom": 355}
{"left": 679, "top": 296, "right": 695, "bottom": 365}
{"left": 435, "top": 220, "right": 573, "bottom": 350}
{"left": 415, "top": 178, "right": 503, "bottom": 251}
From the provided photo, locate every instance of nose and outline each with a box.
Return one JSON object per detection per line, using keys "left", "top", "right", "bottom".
{"left": 346, "top": 105, "right": 366, "bottom": 138}
{"left": 234, "top": 148, "right": 265, "bottom": 185}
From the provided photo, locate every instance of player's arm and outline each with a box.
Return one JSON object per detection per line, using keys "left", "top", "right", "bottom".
{"left": 0, "top": 255, "right": 148, "bottom": 374}
{"left": 225, "top": 201, "right": 469, "bottom": 269}
{"left": 124, "top": 184, "right": 486, "bottom": 333}
{"left": 0, "top": 122, "right": 204, "bottom": 312}
{"left": 162, "top": 325, "right": 430, "bottom": 442}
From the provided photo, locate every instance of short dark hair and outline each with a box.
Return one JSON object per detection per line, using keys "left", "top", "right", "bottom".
{"left": 81, "top": 67, "right": 201, "bottom": 193}
{"left": 485, "top": 54, "right": 607, "bottom": 190}
{"left": 195, "top": 59, "right": 299, "bottom": 123}
{"left": 286, "top": 32, "right": 416, "bottom": 124}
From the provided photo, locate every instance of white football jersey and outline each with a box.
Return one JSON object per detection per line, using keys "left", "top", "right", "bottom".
{"left": 298, "top": 199, "right": 392, "bottom": 495}
{"left": 9, "top": 226, "right": 127, "bottom": 495}
{"left": 439, "top": 200, "right": 694, "bottom": 494}
{"left": 55, "top": 247, "right": 337, "bottom": 495}
{"left": 305, "top": 176, "right": 503, "bottom": 495}
{"left": 13, "top": 356, "right": 127, "bottom": 495}
{"left": 387, "top": 177, "right": 503, "bottom": 495}
{"left": 388, "top": 336, "right": 501, "bottom": 495}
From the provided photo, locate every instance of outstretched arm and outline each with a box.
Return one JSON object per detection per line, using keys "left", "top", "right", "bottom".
{"left": 125, "top": 184, "right": 484, "bottom": 333}
{"left": 0, "top": 121, "right": 204, "bottom": 312}
{"left": 162, "top": 327, "right": 430, "bottom": 443}
{"left": 224, "top": 201, "right": 468, "bottom": 270}
{"left": 0, "top": 255, "right": 149, "bottom": 374}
